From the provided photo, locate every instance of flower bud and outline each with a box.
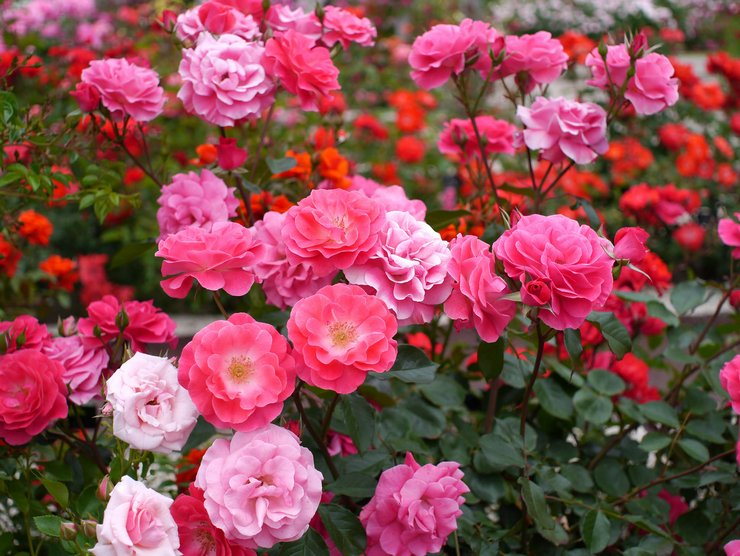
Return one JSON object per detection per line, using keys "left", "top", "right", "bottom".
{"left": 81, "top": 519, "right": 98, "bottom": 538}
{"left": 60, "top": 522, "right": 77, "bottom": 540}
{"left": 216, "top": 137, "right": 248, "bottom": 171}
{"left": 97, "top": 475, "right": 113, "bottom": 501}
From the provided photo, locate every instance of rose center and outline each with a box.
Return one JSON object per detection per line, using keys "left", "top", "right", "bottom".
{"left": 328, "top": 321, "right": 358, "bottom": 348}
{"left": 195, "top": 528, "right": 215, "bottom": 552}
{"left": 228, "top": 355, "right": 254, "bottom": 383}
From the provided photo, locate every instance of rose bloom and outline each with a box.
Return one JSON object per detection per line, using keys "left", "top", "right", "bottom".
{"left": 349, "top": 176, "right": 426, "bottom": 220}
{"left": 719, "top": 212, "right": 740, "bottom": 258}
{"left": 263, "top": 30, "right": 340, "bottom": 111}
{"left": 81, "top": 58, "right": 165, "bottom": 122}
{"left": 322, "top": 6, "right": 377, "bottom": 49}
{"left": 17, "top": 209, "right": 52, "bottom": 246}
{"left": 672, "top": 223, "right": 705, "bottom": 252}
{"left": 517, "top": 97, "right": 608, "bottom": 165}
{"left": 497, "top": 32, "right": 568, "bottom": 91}
{"left": 0, "top": 314, "right": 51, "bottom": 352}
{"left": 157, "top": 221, "right": 265, "bottom": 299}
{"left": 720, "top": 355, "right": 740, "bottom": 414}
{"left": 345, "top": 211, "right": 453, "bottom": 325}
{"left": 175, "top": 1, "right": 260, "bottom": 42}
{"left": 727, "top": 540, "right": 740, "bottom": 556}
{"left": 493, "top": 214, "right": 614, "bottom": 330}
{"left": 195, "top": 424, "right": 323, "bottom": 549}
{"left": 613, "top": 227, "right": 649, "bottom": 264}
{"left": 409, "top": 19, "right": 502, "bottom": 90}
{"left": 43, "top": 335, "right": 108, "bottom": 405}
{"left": 0, "top": 350, "right": 68, "bottom": 445}
{"left": 585, "top": 44, "right": 631, "bottom": 90}
{"left": 625, "top": 53, "right": 679, "bottom": 115}
{"left": 157, "top": 169, "right": 240, "bottom": 240}
{"left": 265, "top": 4, "right": 322, "bottom": 41}
{"left": 444, "top": 234, "right": 516, "bottom": 342}
{"left": 179, "top": 33, "right": 275, "bottom": 127}
{"left": 360, "top": 453, "right": 469, "bottom": 556}
{"left": 91, "top": 476, "right": 180, "bottom": 556}
{"left": 282, "top": 188, "right": 385, "bottom": 277}
{"left": 178, "top": 313, "right": 296, "bottom": 431}
{"left": 106, "top": 352, "right": 198, "bottom": 453}
{"left": 437, "top": 116, "right": 516, "bottom": 160}
{"left": 216, "top": 137, "right": 248, "bottom": 170}
{"left": 287, "top": 284, "right": 398, "bottom": 394}
{"left": 396, "top": 135, "right": 425, "bottom": 164}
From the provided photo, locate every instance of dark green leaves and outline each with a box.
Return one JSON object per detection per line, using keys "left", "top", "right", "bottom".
{"left": 266, "top": 156, "right": 298, "bottom": 174}
{"left": 338, "top": 394, "right": 376, "bottom": 452}
{"left": 425, "top": 209, "right": 471, "bottom": 231}
{"left": 326, "top": 473, "right": 376, "bottom": 498}
{"left": 587, "top": 370, "right": 626, "bottom": 396}
{"left": 376, "top": 345, "right": 438, "bottom": 384}
{"left": 33, "top": 516, "right": 63, "bottom": 538}
{"left": 580, "top": 510, "right": 611, "bottom": 553}
{"left": 639, "top": 401, "right": 680, "bottom": 428}
{"left": 573, "top": 389, "right": 613, "bottom": 425}
{"left": 477, "top": 338, "right": 505, "bottom": 380}
{"left": 587, "top": 312, "right": 632, "bottom": 358}
{"left": 670, "top": 281, "right": 706, "bottom": 315}
{"left": 317, "top": 505, "right": 366, "bottom": 556}
{"left": 533, "top": 378, "right": 573, "bottom": 420}
{"left": 278, "top": 529, "right": 329, "bottom": 555}
{"left": 520, "top": 479, "right": 568, "bottom": 545}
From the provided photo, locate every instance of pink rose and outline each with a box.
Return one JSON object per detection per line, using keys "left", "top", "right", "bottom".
{"left": 282, "top": 188, "right": 385, "bottom": 277}
{"left": 497, "top": 32, "right": 568, "bottom": 92}
{"left": 156, "top": 221, "right": 265, "bottom": 299}
{"left": 585, "top": 44, "right": 631, "bottom": 90}
{"left": 719, "top": 212, "right": 740, "bottom": 258}
{"left": 265, "top": 5, "right": 322, "bottom": 41}
{"left": 360, "top": 453, "right": 469, "bottom": 556}
{"left": 91, "top": 476, "right": 180, "bottom": 556}
{"left": 0, "top": 314, "right": 51, "bottom": 352}
{"left": 43, "top": 335, "right": 109, "bottom": 405}
{"left": 321, "top": 6, "right": 377, "bottom": 49}
{"left": 81, "top": 58, "right": 165, "bottom": 122}
{"left": 625, "top": 53, "right": 679, "bottom": 115}
{"left": 613, "top": 227, "right": 650, "bottom": 263}
{"left": 178, "top": 33, "right": 275, "bottom": 127}
{"left": 521, "top": 279, "right": 552, "bottom": 307}
{"left": 517, "top": 96, "right": 608, "bottom": 164}
{"left": 178, "top": 313, "right": 296, "bottom": 431}
{"left": 263, "top": 30, "right": 341, "bottom": 111}
{"left": 720, "top": 355, "right": 740, "bottom": 414}
{"left": 106, "top": 352, "right": 198, "bottom": 453}
{"left": 0, "top": 350, "right": 68, "bottom": 445}
{"left": 349, "top": 176, "right": 426, "bottom": 220}
{"left": 444, "top": 234, "right": 516, "bottom": 342}
{"left": 727, "top": 540, "right": 740, "bottom": 556}
{"left": 493, "top": 214, "right": 614, "bottom": 330}
{"left": 216, "top": 137, "right": 248, "bottom": 170}
{"left": 176, "top": 3, "right": 260, "bottom": 42}
{"left": 345, "top": 211, "right": 453, "bottom": 325}
{"left": 287, "top": 284, "right": 398, "bottom": 394}
{"left": 70, "top": 82, "right": 101, "bottom": 112}
{"left": 194, "top": 424, "right": 323, "bottom": 549}
{"left": 437, "top": 116, "right": 517, "bottom": 160}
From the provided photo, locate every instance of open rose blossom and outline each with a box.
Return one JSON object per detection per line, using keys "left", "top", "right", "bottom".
{"left": 444, "top": 234, "right": 516, "bottom": 342}
{"left": 178, "top": 33, "right": 275, "bottom": 127}
{"left": 437, "top": 116, "right": 517, "bottom": 160}
{"left": 263, "top": 30, "right": 340, "bottom": 111}
{"left": 194, "top": 424, "right": 323, "bottom": 549}
{"left": 265, "top": 5, "right": 322, "bottom": 41}
{"left": 91, "top": 476, "right": 180, "bottom": 556}
{"left": 106, "top": 352, "right": 198, "bottom": 453}
{"left": 282, "top": 188, "right": 385, "bottom": 277}
{"left": 360, "top": 453, "right": 469, "bottom": 556}
{"left": 157, "top": 169, "right": 240, "bottom": 240}
{"left": 0, "top": 350, "right": 68, "bottom": 445}
{"left": 720, "top": 355, "right": 740, "bottom": 414}
{"left": 349, "top": 176, "right": 427, "bottom": 220}
{"left": 157, "top": 221, "right": 265, "bottom": 298}
{"left": 719, "top": 212, "right": 740, "bottom": 258}
{"left": 321, "top": 6, "right": 377, "bottom": 49}
{"left": 0, "top": 314, "right": 51, "bottom": 352}
{"left": 287, "top": 284, "right": 398, "bottom": 394}
{"left": 176, "top": 2, "right": 261, "bottom": 42}
{"left": 497, "top": 32, "right": 568, "bottom": 91}
{"left": 493, "top": 214, "right": 614, "bottom": 330}
{"left": 345, "top": 211, "right": 453, "bottom": 325}
{"left": 518, "top": 97, "right": 608, "bottom": 165}
{"left": 80, "top": 58, "right": 165, "bottom": 122}
{"left": 43, "top": 335, "right": 108, "bottom": 405}
{"left": 178, "top": 313, "right": 296, "bottom": 431}
{"left": 727, "top": 540, "right": 740, "bottom": 556}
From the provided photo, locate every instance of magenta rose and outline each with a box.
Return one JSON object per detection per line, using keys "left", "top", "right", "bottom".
{"left": 719, "top": 212, "right": 740, "bottom": 258}
{"left": 613, "top": 226, "right": 650, "bottom": 264}
{"left": 265, "top": 4, "right": 322, "bottom": 41}
{"left": 43, "top": 335, "right": 109, "bottom": 405}
{"left": 497, "top": 31, "right": 568, "bottom": 92}
{"left": 349, "top": 176, "right": 427, "bottom": 220}
{"left": 70, "top": 82, "right": 101, "bottom": 112}
{"left": 216, "top": 137, "right": 248, "bottom": 170}
{"left": 321, "top": 6, "right": 377, "bottom": 49}
{"left": 0, "top": 314, "right": 51, "bottom": 352}
{"left": 585, "top": 44, "right": 631, "bottom": 90}
{"left": 175, "top": 3, "right": 260, "bottom": 42}
{"left": 720, "top": 355, "right": 740, "bottom": 414}
{"left": 438, "top": 116, "right": 517, "bottom": 160}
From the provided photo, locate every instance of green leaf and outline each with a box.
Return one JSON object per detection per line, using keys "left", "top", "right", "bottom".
{"left": 478, "top": 338, "right": 505, "bottom": 380}
{"left": 639, "top": 401, "right": 680, "bottom": 428}
{"left": 317, "top": 504, "right": 366, "bottom": 556}
{"left": 425, "top": 209, "right": 471, "bottom": 231}
{"left": 587, "top": 370, "right": 626, "bottom": 396}
{"left": 639, "top": 432, "right": 672, "bottom": 452}
{"left": 182, "top": 417, "right": 217, "bottom": 453}
{"left": 645, "top": 300, "right": 679, "bottom": 328}
{"left": 377, "top": 345, "right": 438, "bottom": 384}
{"left": 580, "top": 510, "right": 611, "bottom": 554}
{"left": 561, "top": 464, "right": 594, "bottom": 493}
{"left": 563, "top": 328, "right": 583, "bottom": 363}
{"left": 573, "top": 389, "right": 613, "bottom": 425}
{"left": 40, "top": 478, "right": 68, "bottom": 507}
{"left": 674, "top": 510, "right": 711, "bottom": 544}
{"left": 586, "top": 312, "right": 631, "bottom": 358}
{"left": 266, "top": 156, "right": 298, "bottom": 174}
{"left": 678, "top": 439, "right": 709, "bottom": 462}
{"left": 670, "top": 281, "right": 706, "bottom": 315}
{"left": 533, "top": 378, "right": 573, "bottom": 420}
{"left": 278, "top": 529, "right": 329, "bottom": 556}
{"left": 326, "top": 473, "right": 376, "bottom": 498}
{"left": 594, "top": 458, "right": 630, "bottom": 497}
{"left": 33, "top": 515, "right": 63, "bottom": 538}
{"left": 420, "top": 375, "right": 466, "bottom": 408}
{"left": 520, "top": 479, "right": 567, "bottom": 545}
{"left": 398, "top": 398, "right": 446, "bottom": 438}
{"left": 475, "top": 431, "right": 525, "bottom": 472}
{"left": 338, "top": 394, "right": 375, "bottom": 453}
{"left": 111, "top": 242, "right": 155, "bottom": 269}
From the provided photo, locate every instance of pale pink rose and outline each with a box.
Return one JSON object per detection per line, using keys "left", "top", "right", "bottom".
{"left": 360, "top": 453, "right": 469, "bottom": 556}
{"left": 175, "top": 7, "right": 205, "bottom": 42}
{"left": 178, "top": 33, "right": 275, "bottom": 127}
{"left": 252, "top": 211, "right": 334, "bottom": 309}
{"left": 321, "top": 6, "right": 376, "bottom": 49}
{"left": 287, "top": 284, "right": 398, "bottom": 394}
{"left": 43, "top": 336, "right": 108, "bottom": 405}
{"left": 175, "top": 2, "right": 260, "bottom": 42}
{"left": 156, "top": 169, "right": 239, "bottom": 240}
{"left": 345, "top": 211, "right": 453, "bottom": 325}
{"left": 178, "top": 313, "right": 296, "bottom": 431}
{"left": 720, "top": 355, "right": 740, "bottom": 414}
{"left": 0, "top": 314, "right": 51, "bottom": 352}
{"left": 263, "top": 30, "right": 341, "bottom": 111}
{"left": 282, "top": 188, "right": 385, "bottom": 277}
{"left": 517, "top": 96, "right": 608, "bottom": 164}
{"left": 625, "top": 53, "right": 679, "bottom": 115}
{"left": 409, "top": 19, "right": 503, "bottom": 90}
{"left": 265, "top": 4, "right": 322, "bottom": 42}
{"left": 91, "top": 476, "right": 180, "bottom": 556}
{"left": 157, "top": 221, "right": 265, "bottom": 299}
{"left": 497, "top": 32, "right": 568, "bottom": 91}
{"left": 349, "top": 176, "right": 427, "bottom": 220}
{"left": 585, "top": 44, "right": 631, "bottom": 90}
{"left": 81, "top": 58, "right": 165, "bottom": 122}
{"left": 444, "top": 234, "right": 516, "bottom": 342}
{"left": 718, "top": 212, "right": 740, "bottom": 258}
{"left": 493, "top": 214, "right": 614, "bottom": 330}
{"left": 437, "top": 116, "right": 517, "bottom": 160}
{"left": 105, "top": 352, "right": 198, "bottom": 453}
{"left": 726, "top": 540, "right": 740, "bottom": 556}
{"left": 194, "top": 424, "right": 323, "bottom": 549}
{"left": 613, "top": 227, "right": 650, "bottom": 263}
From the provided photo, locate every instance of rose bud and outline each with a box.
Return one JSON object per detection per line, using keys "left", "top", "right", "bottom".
{"left": 521, "top": 280, "right": 552, "bottom": 306}
{"left": 60, "top": 522, "right": 78, "bottom": 540}
{"left": 70, "top": 83, "right": 101, "bottom": 113}
{"left": 216, "top": 137, "right": 248, "bottom": 171}
{"left": 97, "top": 475, "right": 113, "bottom": 501}
{"left": 614, "top": 226, "right": 649, "bottom": 264}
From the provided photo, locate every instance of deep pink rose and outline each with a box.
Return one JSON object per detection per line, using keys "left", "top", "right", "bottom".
{"left": 265, "top": 5, "right": 322, "bottom": 41}
{"left": 70, "top": 82, "right": 101, "bottom": 112}
{"left": 585, "top": 44, "right": 631, "bottom": 90}
{"left": 322, "top": 6, "right": 377, "bottom": 49}
{"left": 719, "top": 212, "right": 740, "bottom": 258}
{"left": 613, "top": 227, "right": 650, "bottom": 263}
{"left": 178, "top": 313, "right": 296, "bottom": 431}
{"left": 194, "top": 425, "right": 323, "bottom": 549}
{"left": 157, "top": 221, "right": 265, "bottom": 299}
{"left": 517, "top": 96, "right": 608, "bottom": 164}
{"left": 287, "top": 284, "right": 398, "bottom": 394}
{"left": 727, "top": 540, "right": 740, "bottom": 556}
{"left": 217, "top": 137, "right": 248, "bottom": 170}
{"left": 521, "top": 279, "right": 552, "bottom": 307}
{"left": 360, "top": 453, "right": 469, "bottom": 556}
{"left": 81, "top": 58, "right": 164, "bottom": 122}
{"left": 175, "top": 3, "right": 260, "bottom": 42}
{"left": 493, "top": 214, "right": 614, "bottom": 330}
{"left": 437, "top": 116, "right": 517, "bottom": 160}
{"left": 0, "top": 350, "right": 68, "bottom": 445}
{"left": 198, "top": 1, "right": 236, "bottom": 34}
{"left": 720, "top": 355, "right": 740, "bottom": 414}
{"left": 497, "top": 32, "right": 568, "bottom": 92}
{"left": 0, "top": 314, "right": 51, "bottom": 352}
{"left": 43, "top": 335, "right": 108, "bottom": 405}
{"left": 625, "top": 53, "right": 679, "bottom": 115}
{"left": 444, "top": 234, "right": 516, "bottom": 342}
{"left": 349, "top": 176, "right": 426, "bottom": 220}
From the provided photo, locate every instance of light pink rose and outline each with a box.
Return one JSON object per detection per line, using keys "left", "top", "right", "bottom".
{"left": 105, "top": 352, "right": 198, "bottom": 453}
{"left": 0, "top": 314, "right": 51, "bottom": 352}
{"left": 345, "top": 211, "right": 453, "bottom": 325}
{"left": 438, "top": 116, "right": 517, "bottom": 160}
{"left": 444, "top": 234, "right": 516, "bottom": 342}
{"left": 282, "top": 188, "right": 385, "bottom": 277}
{"left": 718, "top": 212, "right": 740, "bottom": 258}
{"left": 720, "top": 355, "right": 740, "bottom": 414}
{"left": 321, "top": 6, "right": 377, "bottom": 49}
{"left": 178, "top": 313, "right": 296, "bottom": 431}
{"left": 287, "top": 284, "right": 398, "bottom": 394}
{"left": 625, "top": 53, "right": 679, "bottom": 115}
{"left": 517, "top": 96, "right": 608, "bottom": 164}
{"left": 493, "top": 214, "right": 614, "bottom": 330}
{"left": 81, "top": 58, "right": 165, "bottom": 122}
{"left": 263, "top": 30, "right": 341, "bottom": 111}
{"left": 157, "top": 221, "right": 265, "bottom": 299}
{"left": 613, "top": 226, "right": 650, "bottom": 263}
{"left": 156, "top": 169, "right": 239, "bottom": 240}
{"left": 585, "top": 44, "right": 631, "bottom": 90}
{"left": 178, "top": 33, "right": 275, "bottom": 127}
{"left": 360, "top": 453, "right": 469, "bottom": 556}
{"left": 43, "top": 335, "right": 108, "bottom": 405}
{"left": 175, "top": 3, "right": 260, "bottom": 42}
{"left": 194, "top": 424, "right": 323, "bottom": 549}
{"left": 497, "top": 32, "right": 568, "bottom": 91}
{"left": 349, "top": 175, "right": 427, "bottom": 219}
{"left": 91, "top": 476, "right": 180, "bottom": 556}
{"left": 265, "top": 4, "right": 322, "bottom": 41}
